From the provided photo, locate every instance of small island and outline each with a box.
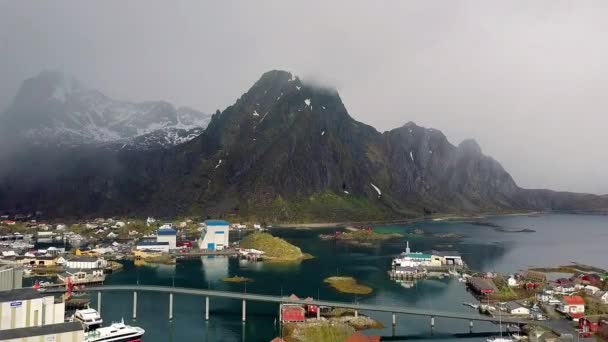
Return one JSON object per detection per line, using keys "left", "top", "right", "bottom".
{"left": 239, "top": 232, "right": 313, "bottom": 262}
{"left": 324, "top": 276, "right": 373, "bottom": 295}
{"left": 223, "top": 276, "right": 253, "bottom": 283}
{"left": 320, "top": 227, "right": 403, "bottom": 246}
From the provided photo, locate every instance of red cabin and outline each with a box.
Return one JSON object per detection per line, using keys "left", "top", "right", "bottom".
{"left": 281, "top": 305, "right": 305, "bottom": 323}
{"left": 579, "top": 317, "right": 600, "bottom": 334}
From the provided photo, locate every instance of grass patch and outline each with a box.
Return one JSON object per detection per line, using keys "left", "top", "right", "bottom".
{"left": 239, "top": 232, "right": 310, "bottom": 261}
{"left": 283, "top": 321, "right": 354, "bottom": 342}
{"left": 324, "top": 276, "right": 373, "bottom": 295}
{"left": 223, "top": 276, "right": 253, "bottom": 283}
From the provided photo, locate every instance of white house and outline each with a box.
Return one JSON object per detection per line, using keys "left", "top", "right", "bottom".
{"left": 199, "top": 220, "right": 230, "bottom": 251}
{"left": 393, "top": 242, "right": 442, "bottom": 268}
{"left": 66, "top": 257, "right": 107, "bottom": 269}
{"left": 157, "top": 225, "right": 177, "bottom": 249}
{"left": 504, "top": 302, "right": 530, "bottom": 315}
{"left": 557, "top": 296, "right": 585, "bottom": 314}
{"left": 507, "top": 275, "right": 519, "bottom": 287}
{"left": 146, "top": 217, "right": 157, "bottom": 226}
{"left": 54, "top": 256, "right": 67, "bottom": 266}
{"left": 584, "top": 285, "right": 600, "bottom": 295}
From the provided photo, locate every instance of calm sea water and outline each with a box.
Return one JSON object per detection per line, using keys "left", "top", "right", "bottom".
{"left": 82, "top": 214, "right": 607, "bottom": 341}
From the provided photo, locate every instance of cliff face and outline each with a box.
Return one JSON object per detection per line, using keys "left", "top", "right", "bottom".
{"left": 0, "top": 70, "right": 606, "bottom": 221}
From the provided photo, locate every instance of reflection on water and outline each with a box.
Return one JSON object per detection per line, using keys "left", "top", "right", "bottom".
{"left": 91, "top": 214, "right": 607, "bottom": 342}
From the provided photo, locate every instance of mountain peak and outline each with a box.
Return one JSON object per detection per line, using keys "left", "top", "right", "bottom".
{"left": 458, "top": 138, "right": 482, "bottom": 154}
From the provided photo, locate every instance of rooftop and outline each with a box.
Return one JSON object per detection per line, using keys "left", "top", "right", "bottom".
{"left": 137, "top": 241, "right": 170, "bottom": 246}
{"left": 563, "top": 295, "right": 585, "bottom": 305}
{"left": 0, "top": 288, "right": 47, "bottom": 303}
{"left": 0, "top": 322, "right": 83, "bottom": 340}
{"left": 205, "top": 219, "right": 230, "bottom": 226}
{"left": 157, "top": 228, "right": 177, "bottom": 236}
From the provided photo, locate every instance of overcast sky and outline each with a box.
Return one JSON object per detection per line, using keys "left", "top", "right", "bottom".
{"left": 1, "top": 1, "right": 607, "bottom": 194}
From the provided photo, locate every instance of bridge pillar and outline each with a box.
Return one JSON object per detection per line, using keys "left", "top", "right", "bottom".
{"left": 431, "top": 316, "right": 435, "bottom": 328}
{"left": 133, "top": 292, "right": 137, "bottom": 320}
{"left": 169, "top": 293, "right": 174, "bottom": 321}
{"left": 205, "top": 297, "right": 209, "bottom": 321}
{"left": 469, "top": 320, "right": 473, "bottom": 333}
{"left": 354, "top": 310, "right": 358, "bottom": 318}
{"left": 97, "top": 292, "right": 101, "bottom": 314}
{"left": 392, "top": 313, "right": 396, "bottom": 326}
{"left": 242, "top": 299, "right": 246, "bottom": 322}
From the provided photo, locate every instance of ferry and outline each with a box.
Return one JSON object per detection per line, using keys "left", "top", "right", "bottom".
{"left": 84, "top": 320, "right": 145, "bottom": 342}
{"left": 73, "top": 308, "right": 103, "bottom": 331}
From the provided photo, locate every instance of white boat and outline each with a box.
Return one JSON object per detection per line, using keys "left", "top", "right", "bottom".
{"left": 487, "top": 338, "right": 513, "bottom": 342}
{"left": 74, "top": 308, "right": 103, "bottom": 331}
{"left": 84, "top": 320, "right": 145, "bottom": 342}
{"left": 463, "top": 302, "right": 479, "bottom": 309}
{"left": 487, "top": 306, "right": 512, "bottom": 342}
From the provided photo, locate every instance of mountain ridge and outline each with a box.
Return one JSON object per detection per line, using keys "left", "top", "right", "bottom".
{"left": 0, "top": 70, "right": 606, "bottom": 221}
{"left": 0, "top": 71, "right": 212, "bottom": 149}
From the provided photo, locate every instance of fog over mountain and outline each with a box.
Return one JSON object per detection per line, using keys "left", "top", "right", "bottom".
{"left": 1, "top": 1, "right": 607, "bottom": 193}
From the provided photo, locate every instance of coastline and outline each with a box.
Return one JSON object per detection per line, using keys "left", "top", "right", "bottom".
{"left": 272, "top": 210, "right": 543, "bottom": 229}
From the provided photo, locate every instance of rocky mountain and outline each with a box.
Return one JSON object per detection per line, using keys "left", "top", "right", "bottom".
{"left": 0, "top": 70, "right": 606, "bottom": 221}
{"left": 0, "top": 71, "right": 211, "bottom": 148}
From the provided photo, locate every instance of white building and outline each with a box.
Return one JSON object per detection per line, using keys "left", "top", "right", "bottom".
{"left": 584, "top": 285, "right": 600, "bottom": 295}
{"left": 392, "top": 242, "right": 442, "bottom": 268}
{"left": 507, "top": 275, "right": 519, "bottom": 287}
{"left": 157, "top": 225, "right": 177, "bottom": 249}
{"left": 199, "top": 220, "right": 230, "bottom": 251}
{"left": 504, "top": 302, "right": 530, "bottom": 315}
{"left": 136, "top": 242, "right": 170, "bottom": 253}
{"left": 557, "top": 296, "right": 585, "bottom": 314}
{"left": 65, "top": 257, "right": 107, "bottom": 269}
{"left": 0, "top": 289, "right": 65, "bottom": 330}
{"left": 146, "top": 217, "right": 157, "bottom": 226}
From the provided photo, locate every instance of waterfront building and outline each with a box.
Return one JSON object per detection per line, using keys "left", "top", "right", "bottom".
{"left": 0, "top": 289, "right": 65, "bottom": 330}
{"left": 199, "top": 220, "right": 230, "bottom": 251}
{"left": 504, "top": 301, "right": 530, "bottom": 315}
{"left": 135, "top": 241, "right": 170, "bottom": 253}
{"left": 430, "top": 250, "right": 464, "bottom": 266}
{"left": 0, "top": 321, "right": 83, "bottom": 342}
{"left": 65, "top": 256, "right": 107, "bottom": 269}
{"left": 157, "top": 225, "right": 177, "bottom": 249}
{"left": 392, "top": 242, "right": 442, "bottom": 268}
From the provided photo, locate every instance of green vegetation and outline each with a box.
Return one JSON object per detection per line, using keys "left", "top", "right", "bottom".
{"left": 489, "top": 277, "right": 538, "bottom": 302}
{"left": 283, "top": 321, "right": 354, "bottom": 342}
{"left": 223, "top": 276, "right": 253, "bottom": 283}
{"left": 324, "top": 276, "right": 373, "bottom": 295}
{"left": 239, "top": 232, "right": 311, "bottom": 261}
{"left": 340, "top": 229, "right": 403, "bottom": 241}
{"left": 237, "top": 191, "right": 395, "bottom": 223}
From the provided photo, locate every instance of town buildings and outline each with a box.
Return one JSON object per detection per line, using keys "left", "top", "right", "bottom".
{"left": 157, "top": 224, "right": 177, "bottom": 249}
{"left": 65, "top": 256, "right": 107, "bottom": 269}
{"left": 199, "top": 220, "right": 230, "bottom": 251}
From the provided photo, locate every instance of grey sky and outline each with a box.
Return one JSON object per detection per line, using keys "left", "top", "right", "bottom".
{"left": 1, "top": 1, "right": 607, "bottom": 194}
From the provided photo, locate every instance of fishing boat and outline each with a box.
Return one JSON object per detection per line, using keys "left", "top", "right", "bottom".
{"left": 57, "top": 269, "right": 106, "bottom": 286}
{"left": 84, "top": 320, "right": 145, "bottom": 342}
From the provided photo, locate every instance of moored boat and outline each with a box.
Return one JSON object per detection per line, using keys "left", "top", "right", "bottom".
{"left": 84, "top": 320, "right": 145, "bottom": 342}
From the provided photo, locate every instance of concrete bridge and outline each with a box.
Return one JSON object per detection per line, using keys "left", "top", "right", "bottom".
{"left": 47, "top": 285, "right": 525, "bottom": 330}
